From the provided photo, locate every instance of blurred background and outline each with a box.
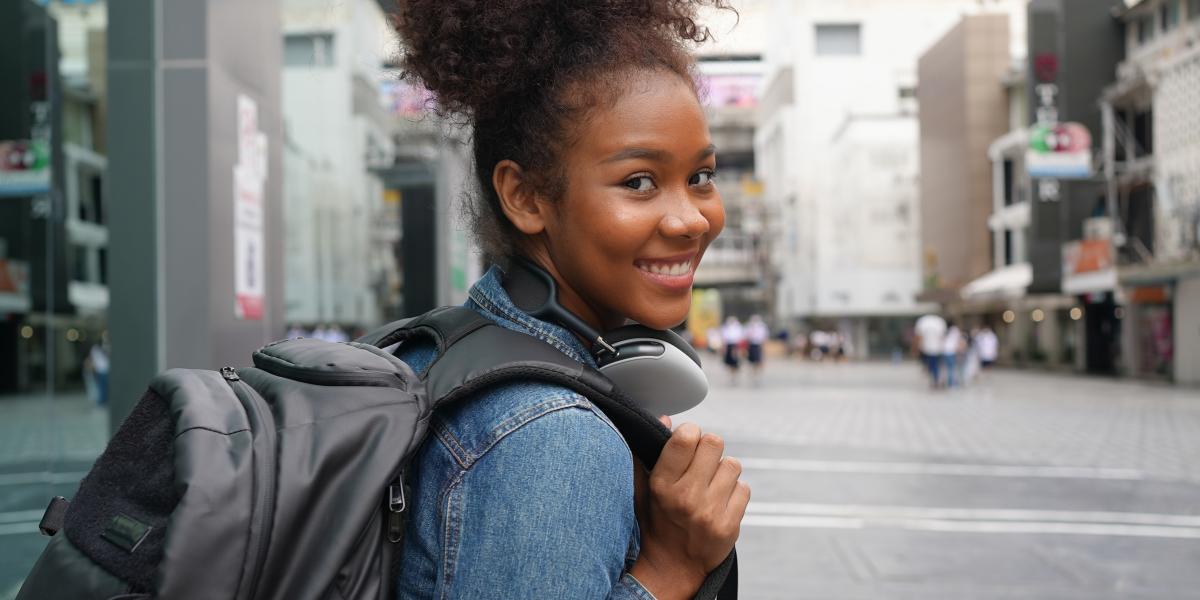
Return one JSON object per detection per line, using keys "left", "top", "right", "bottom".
{"left": 2, "top": 0, "right": 1199, "bottom": 597}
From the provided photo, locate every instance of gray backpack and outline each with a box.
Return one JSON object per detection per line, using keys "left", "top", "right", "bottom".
{"left": 17, "top": 307, "right": 736, "bottom": 600}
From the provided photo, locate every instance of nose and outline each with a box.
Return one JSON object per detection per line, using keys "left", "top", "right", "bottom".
{"left": 659, "top": 192, "right": 711, "bottom": 240}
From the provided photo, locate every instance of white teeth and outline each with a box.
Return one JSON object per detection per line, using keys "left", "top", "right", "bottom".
{"left": 639, "top": 261, "right": 691, "bottom": 276}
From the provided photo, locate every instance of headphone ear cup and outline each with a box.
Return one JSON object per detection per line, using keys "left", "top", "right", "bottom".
{"left": 597, "top": 325, "right": 708, "bottom": 416}
{"left": 599, "top": 325, "right": 702, "bottom": 366}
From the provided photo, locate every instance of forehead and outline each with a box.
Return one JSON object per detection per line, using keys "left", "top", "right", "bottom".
{"left": 573, "top": 70, "right": 711, "bottom": 159}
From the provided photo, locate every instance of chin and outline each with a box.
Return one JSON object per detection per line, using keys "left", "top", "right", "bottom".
{"left": 630, "top": 296, "right": 691, "bottom": 330}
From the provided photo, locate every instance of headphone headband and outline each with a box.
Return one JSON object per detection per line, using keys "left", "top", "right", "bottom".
{"left": 503, "top": 259, "right": 617, "bottom": 356}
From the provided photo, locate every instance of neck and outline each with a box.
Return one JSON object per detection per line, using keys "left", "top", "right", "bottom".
{"left": 517, "top": 247, "right": 624, "bottom": 339}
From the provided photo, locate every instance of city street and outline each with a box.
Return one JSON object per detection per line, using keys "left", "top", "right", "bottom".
{"left": 4, "top": 361, "right": 1200, "bottom": 598}
{"left": 681, "top": 357, "right": 1200, "bottom": 599}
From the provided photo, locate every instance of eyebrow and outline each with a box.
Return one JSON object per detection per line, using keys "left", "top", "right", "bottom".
{"left": 601, "top": 144, "right": 717, "bottom": 164}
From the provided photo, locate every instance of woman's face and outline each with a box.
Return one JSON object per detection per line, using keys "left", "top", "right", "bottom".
{"left": 534, "top": 69, "right": 724, "bottom": 331}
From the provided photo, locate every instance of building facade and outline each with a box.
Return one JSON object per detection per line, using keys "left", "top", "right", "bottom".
{"left": 1103, "top": 0, "right": 1200, "bottom": 383}
{"left": 282, "top": 0, "right": 398, "bottom": 330}
{"left": 755, "top": 0, "right": 1027, "bottom": 357}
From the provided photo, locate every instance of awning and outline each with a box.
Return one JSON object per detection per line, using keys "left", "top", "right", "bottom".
{"left": 960, "top": 263, "right": 1032, "bottom": 301}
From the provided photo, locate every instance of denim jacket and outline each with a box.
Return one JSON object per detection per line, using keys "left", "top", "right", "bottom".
{"left": 394, "top": 266, "right": 654, "bottom": 599}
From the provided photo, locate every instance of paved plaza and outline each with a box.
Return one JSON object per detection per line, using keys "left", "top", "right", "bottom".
{"left": 681, "top": 358, "right": 1200, "bottom": 599}
{"left": 3, "top": 361, "right": 1200, "bottom": 598}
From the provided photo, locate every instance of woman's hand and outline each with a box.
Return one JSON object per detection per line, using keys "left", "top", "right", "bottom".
{"left": 630, "top": 416, "right": 750, "bottom": 600}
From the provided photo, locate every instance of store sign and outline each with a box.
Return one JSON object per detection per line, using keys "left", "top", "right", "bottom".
{"left": 0, "top": 259, "right": 31, "bottom": 313}
{"left": 1027, "top": 121, "right": 1093, "bottom": 179}
{"left": 234, "top": 94, "right": 268, "bottom": 321}
{"left": 1062, "top": 239, "right": 1116, "bottom": 295}
{"left": 0, "top": 140, "right": 50, "bottom": 198}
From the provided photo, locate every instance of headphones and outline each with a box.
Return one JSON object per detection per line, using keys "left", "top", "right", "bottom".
{"left": 503, "top": 259, "right": 709, "bottom": 416}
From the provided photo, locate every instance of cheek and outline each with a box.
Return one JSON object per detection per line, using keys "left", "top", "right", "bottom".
{"left": 704, "top": 196, "right": 727, "bottom": 240}
{"left": 571, "top": 196, "right": 662, "bottom": 259}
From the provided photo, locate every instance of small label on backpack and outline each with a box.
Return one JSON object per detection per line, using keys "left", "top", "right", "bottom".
{"left": 101, "top": 514, "right": 152, "bottom": 553}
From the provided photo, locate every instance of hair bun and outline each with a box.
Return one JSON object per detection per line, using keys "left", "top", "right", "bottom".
{"left": 394, "top": 0, "right": 722, "bottom": 121}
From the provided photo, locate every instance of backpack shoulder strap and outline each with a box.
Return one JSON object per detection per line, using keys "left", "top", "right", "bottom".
{"left": 416, "top": 307, "right": 737, "bottom": 600}
{"left": 355, "top": 306, "right": 491, "bottom": 353}
{"left": 415, "top": 308, "right": 673, "bottom": 468}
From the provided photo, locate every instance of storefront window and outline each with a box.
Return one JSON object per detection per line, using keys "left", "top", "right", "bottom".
{"left": 0, "top": 0, "right": 110, "bottom": 590}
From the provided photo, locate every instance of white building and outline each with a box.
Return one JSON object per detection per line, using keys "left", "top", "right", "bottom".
{"left": 755, "top": 0, "right": 1026, "bottom": 355}
{"left": 1103, "top": 0, "right": 1200, "bottom": 383}
{"left": 282, "top": 0, "right": 397, "bottom": 328}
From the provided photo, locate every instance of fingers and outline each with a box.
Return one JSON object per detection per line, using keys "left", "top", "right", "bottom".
{"left": 658, "top": 415, "right": 673, "bottom": 429}
{"left": 653, "top": 422, "right": 701, "bottom": 482}
{"left": 684, "top": 432, "right": 725, "bottom": 485}
{"left": 727, "top": 480, "right": 751, "bottom": 517}
{"left": 710, "top": 456, "right": 742, "bottom": 501}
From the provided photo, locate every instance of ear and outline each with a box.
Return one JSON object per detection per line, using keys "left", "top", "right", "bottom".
{"left": 493, "top": 159, "right": 549, "bottom": 235}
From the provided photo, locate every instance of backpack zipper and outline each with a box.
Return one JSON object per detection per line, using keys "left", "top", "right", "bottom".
{"left": 251, "top": 358, "right": 407, "bottom": 389}
{"left": 221, "top": 367, "right": 277, "bottom": 600}
{"left": 387, "top": 471, "right": 409, "bottom": 544}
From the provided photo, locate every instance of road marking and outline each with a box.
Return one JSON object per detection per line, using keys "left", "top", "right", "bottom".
{"left": 0, "top": 521, "right": 39, "bottom": 537}
{"left": 739, "top": 457, "right": 1147, "bottom": 481}
{"left": 0, "top": 510, "right": 44, "bottom": 525}
{"left": 743, "top": 502, "right": 1200, "bottom": 539}
{"left": 0, "top": 472, "right": 87, "bottom": 487}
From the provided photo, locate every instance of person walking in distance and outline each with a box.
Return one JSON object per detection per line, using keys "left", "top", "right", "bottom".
{"left": 914, "top": 313, "right": 946, "bottom": 388}
{"left": 975, "top": 323, "right": 999, "bottom": 374}
{"left": 391, "top": 1, "right": 748, "bottom": 597}
{"left": 745, "top": 314, "right": 769, "bottom": 385}
{"left": 943, "top": 319, "right": 964, "bottom": 388}
{"left": 721, "top": 316, "right": 745, "bottom": 385}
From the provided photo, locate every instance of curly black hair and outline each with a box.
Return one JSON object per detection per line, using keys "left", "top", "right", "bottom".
{"left": 392, "top": 0, "right": 731, "bottom": 263}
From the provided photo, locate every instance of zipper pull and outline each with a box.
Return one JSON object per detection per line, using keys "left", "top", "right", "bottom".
{"left": 387, "top": 474, "right": 408, "bottom": 543}
{"left": 220, "top": 367, "right": 240, "bottom": 382}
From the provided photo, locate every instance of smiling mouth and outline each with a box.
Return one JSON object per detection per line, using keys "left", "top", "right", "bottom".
{"left": 634, "top": 256, "right": 695, "bottom": 277}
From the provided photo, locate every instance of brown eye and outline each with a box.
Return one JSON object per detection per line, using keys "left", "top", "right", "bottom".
{"left": 624, "top": 175, "right": 655, "bottom": 192}
{"left": 689, "top": 170, "right": 715, "bottom": 187}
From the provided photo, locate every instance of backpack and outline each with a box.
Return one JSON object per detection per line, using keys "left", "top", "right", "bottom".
{"left": 17, "top": 306, "right": 737, "bottom": 600}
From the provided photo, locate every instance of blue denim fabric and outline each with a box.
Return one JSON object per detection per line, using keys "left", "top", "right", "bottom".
{"left": 394, "top": 267, "right": 654, "bottom": 599}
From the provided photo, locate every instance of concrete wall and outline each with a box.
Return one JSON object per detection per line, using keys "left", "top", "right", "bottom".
{"left": 918, "top": 15, "right": 1012, "bottom": 291}
{"left": 107, "top": 0, "right": 284, "bottom": 428}
{"left": 1176, "top": 276, "right": 1200, "bottom": 385}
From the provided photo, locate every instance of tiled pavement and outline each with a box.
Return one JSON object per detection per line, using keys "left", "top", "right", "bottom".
{"left": 681, "top": 359, "right": 1200, "bottom": 483}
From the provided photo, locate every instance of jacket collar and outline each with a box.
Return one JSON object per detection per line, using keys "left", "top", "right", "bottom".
{"left": 467, "top": 265, "right": 598, "bottom": 367}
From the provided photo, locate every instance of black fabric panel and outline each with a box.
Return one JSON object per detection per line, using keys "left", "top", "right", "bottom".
{"left": 64, "top": 389, "right": 181, "bottom": 592}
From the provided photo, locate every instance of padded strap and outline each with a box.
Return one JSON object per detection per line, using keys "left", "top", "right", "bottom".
{"left": 355, "top": 306, "right": 491, "bottom": 355}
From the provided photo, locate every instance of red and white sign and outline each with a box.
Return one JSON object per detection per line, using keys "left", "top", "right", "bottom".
{"left": 234, "top": 94, "right": 267, "bottom": 320}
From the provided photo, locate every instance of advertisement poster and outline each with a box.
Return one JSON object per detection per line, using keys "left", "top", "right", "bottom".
{"left": 234, "top": 94, "right": 267, "bottom": 321}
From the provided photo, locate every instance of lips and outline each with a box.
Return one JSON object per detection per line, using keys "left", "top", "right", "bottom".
{"left": 635, "top": 252, "right": 696, "bottom": 274}
{"left": 634, "top": 253, "right": 697, "bottom": 288}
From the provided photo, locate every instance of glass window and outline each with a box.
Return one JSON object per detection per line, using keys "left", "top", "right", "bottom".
{"left": 1138, "top": 15, "right": 1156, "bottom": 44}
{"left": 284, "top": 33, "right": 335, "bottom": 67}
{"left": 1161, "top": 0, "right": 1181, "bottom": 31}
{"left": 815, "top": 24, "right": 861, "bottom": 56}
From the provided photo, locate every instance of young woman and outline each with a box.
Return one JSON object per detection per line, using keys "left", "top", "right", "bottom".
{"left": 390, "top": 1, "right": 747, "bottom": 598}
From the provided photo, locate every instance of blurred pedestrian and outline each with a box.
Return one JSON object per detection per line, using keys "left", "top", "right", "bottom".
{"left": 746, "top": 315, "right": 769, "bottom": 385}
{"left": 721, "top": 316, "right": 745, "bottom": 384}
{"left": 286, "top": 323, "right": 308, "bottom": 339}
{"left": 975, "top": 324, "right": 999, "bottom": 371}
{"left": 943, "top": 319, "right": 964, "bottom": 388}
{"left": 84, "top": 332, "right": 110, "bottom": 407}
{"left": 914, "top": 313, "right": 946, "bottom": 388}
